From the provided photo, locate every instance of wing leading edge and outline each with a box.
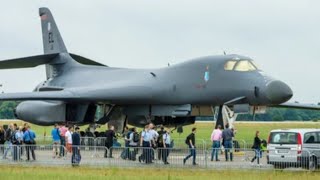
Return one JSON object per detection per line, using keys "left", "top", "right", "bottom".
{"left": 273, "top": 102, "right": 320, "bottom": 110}
{"left": 0, "top": 85, "right": 153, "bottom": 103}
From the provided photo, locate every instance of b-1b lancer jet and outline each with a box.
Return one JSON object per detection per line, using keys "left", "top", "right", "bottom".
{"left": 0, "top": 8, "right": 318, "bottom": 130}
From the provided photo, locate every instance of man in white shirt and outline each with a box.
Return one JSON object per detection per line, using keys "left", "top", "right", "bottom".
{"left": 65, "top": 126, "right": 74, "bottom": 157}
{"left": 148, "top": 123, "right": 158, "bottom": 160}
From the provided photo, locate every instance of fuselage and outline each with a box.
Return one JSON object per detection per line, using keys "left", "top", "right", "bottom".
{"left": 40, "top": 54, "right": 292, "bottom": 106}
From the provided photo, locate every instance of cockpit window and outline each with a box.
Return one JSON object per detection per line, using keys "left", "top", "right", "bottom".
{"left": 250, "top": 61, "right": 259, "bottom": 70}
{"left": 234, "top": 60, "right": 257, "bottom": 72}
{"left": 224, "top": 60, "right": 237, "bottom": 70}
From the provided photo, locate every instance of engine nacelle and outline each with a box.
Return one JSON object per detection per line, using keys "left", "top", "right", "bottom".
{"left": 15, "top": 101, "right": 97, "bottom": 126}
{"left": 15, "top": 101, "right": 66, "bottom": 125}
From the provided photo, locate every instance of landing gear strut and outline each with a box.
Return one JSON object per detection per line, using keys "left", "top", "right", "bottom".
{"left": 214, "top": 105, "right": 238, "bottom": 129}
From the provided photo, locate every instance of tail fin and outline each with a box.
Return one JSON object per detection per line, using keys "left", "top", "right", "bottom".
{"left": 39, "top": 7, "right": 67, "bottom": 54}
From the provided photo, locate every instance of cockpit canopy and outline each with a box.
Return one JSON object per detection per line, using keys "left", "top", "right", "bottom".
{"left": 224, "top": 59, "right": 259, "bottom": 72}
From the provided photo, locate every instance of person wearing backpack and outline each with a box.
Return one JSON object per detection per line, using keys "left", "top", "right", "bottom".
{"left": 157, "top": 126, "right": 165, "bottom": 160}
{"left": 183, "top": 127, "right": 198, "bottom": 165}
{"left": 128, "top": 127, "right": 139, "bottom": 160}
{"left": 251, "top": 131, "right": 262, "bottom": 165}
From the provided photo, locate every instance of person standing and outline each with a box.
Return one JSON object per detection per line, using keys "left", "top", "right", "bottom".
{"left": 121, "top": 126, "right": 131, "bottom": 160}
{"left": 128, "top": 127, "right": 139, "bottom": 161}
{"left": 2, "top": 124, "right": 13, "bottom": 159}
{"left": 23, "top": 125, "right": 36, "bottom": 161}
{"left": 65, "top": 126, "right": 74, "bottom": 158}
{"left": 157, "top": 126, "right": 165, "bottom": 160}
{"left": 211, "top": 125, "right": 222, "bottom": 161}
{"left": 15, "top": 126, "right": 24, "bottom": 160}
{"left": 139, "top": 124, "right": 152, "bottom": 164}
{"left": 104, "top": 125, "right": 116, "bottom": 158}
{"left": 0, "top": 126, "right": 5, "bottom": 154}
{"left": 222, "top": 123, "right": 234, "bottom": 161}
{"left": 148, "top": 123, "right": 158, "bottom": 160}
{"left": 183, "top": 127, "right": 197, "bottom": 165}
{"left": 162, "top": 128, "right": 171, "bottom": 165}
{"left": 71, "top": 127, "right": 81, "bottom": 166}
{"left": 251, "top": 131, "right": 262, "bottom": 165}
{"left": 11, "top": 124, "right": 18, "bottom": 161}
{"left": 51, "top": 124, "right": 60, "bottom": 158}
{"left": 59, "top": 123, "right": 67, "bottom": 157}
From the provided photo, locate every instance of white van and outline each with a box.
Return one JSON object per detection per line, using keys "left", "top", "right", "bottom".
{"left": 267, "top": 129, "right": 320, "bottom": 170}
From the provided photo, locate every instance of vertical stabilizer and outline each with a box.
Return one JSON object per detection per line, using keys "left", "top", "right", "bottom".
{"left": 39, "top": 7, "right": 67, "bottom": 54}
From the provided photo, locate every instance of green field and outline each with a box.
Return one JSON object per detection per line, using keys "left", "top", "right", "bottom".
{"left": 0, "top": 165, "right": 319, "bottom": 180}
{"left": 1, "top": 120, "right": 320, "bottom": 147}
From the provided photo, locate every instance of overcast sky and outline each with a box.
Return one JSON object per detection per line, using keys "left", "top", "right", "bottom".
{"left": 0, "top": 0, "right": 320, "bottom": 103}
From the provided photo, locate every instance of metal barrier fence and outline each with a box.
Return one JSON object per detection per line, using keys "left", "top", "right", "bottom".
{"left": 34, "top": 136, "right": 210, "bottom": 149}
{"left": 36, "top": 136, "right": 249, "bottom": 150}
{"left": 0, "top": 144, "right": 319, "bottom": 171}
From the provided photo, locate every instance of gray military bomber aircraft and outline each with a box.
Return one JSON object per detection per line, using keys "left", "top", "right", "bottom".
{"left": 0, "top": 8, "right": 318, "bottom": 130}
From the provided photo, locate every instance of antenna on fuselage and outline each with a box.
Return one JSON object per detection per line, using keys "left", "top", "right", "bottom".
{"left": 168, "top": 63, "right": 170, "bottom": 67}
{"left": 223, "top": 51, "right": 227, "bottom": 55}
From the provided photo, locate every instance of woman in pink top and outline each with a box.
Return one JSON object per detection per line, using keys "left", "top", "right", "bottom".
{"left": 59, "top": 124, "right": 68, "bottom": 157}
{"left": 211, "top": 125, "right": 222, "bottom": 161}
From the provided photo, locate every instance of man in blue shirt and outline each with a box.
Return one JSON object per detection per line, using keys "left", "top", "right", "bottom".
{"left": 23, "top": 125, "right": 36, "bottom": 161}
{"left": 51, "top": 124, "right": 60, "bottom": 158}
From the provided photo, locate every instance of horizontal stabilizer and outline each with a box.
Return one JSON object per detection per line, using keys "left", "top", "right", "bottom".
{"left": 70, "top": 53, "right": 107, "bottom": 67}
{"left": 0, "top": 53, "right": 58, "bottom": 69}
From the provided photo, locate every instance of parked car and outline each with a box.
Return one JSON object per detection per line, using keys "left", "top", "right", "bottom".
{"left": 267, "top": 129, "right": 320, "bottom": 170}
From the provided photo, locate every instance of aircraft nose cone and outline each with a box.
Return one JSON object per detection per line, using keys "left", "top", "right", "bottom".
{"left": 266, "top": 80, "right": 293, "bottom": 104}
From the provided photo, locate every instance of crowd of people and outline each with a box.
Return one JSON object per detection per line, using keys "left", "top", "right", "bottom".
{"left": 0, "top": 121, "right": 266, "bottom": 166}
{"left": 51, "top": 124, "right": 81, "bottom": 166}
{"left": 0, "top": 123, "right": 36, "bottom": 161}
{"left": 104, "top": 123, "right": 173, "bottom": 165}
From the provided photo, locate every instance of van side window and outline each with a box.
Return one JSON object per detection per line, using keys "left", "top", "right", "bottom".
{"left": 304, "top": 132, "right": 320, "bottom": 144}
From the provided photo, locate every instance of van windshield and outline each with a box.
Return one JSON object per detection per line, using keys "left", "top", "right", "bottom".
{"left": 269, "top": 132, "right": 298, "bottom": 144}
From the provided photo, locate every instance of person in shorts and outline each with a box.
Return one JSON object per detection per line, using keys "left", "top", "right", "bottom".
{"left": 51, "top": 124, "right": 60, "bottom": 158}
